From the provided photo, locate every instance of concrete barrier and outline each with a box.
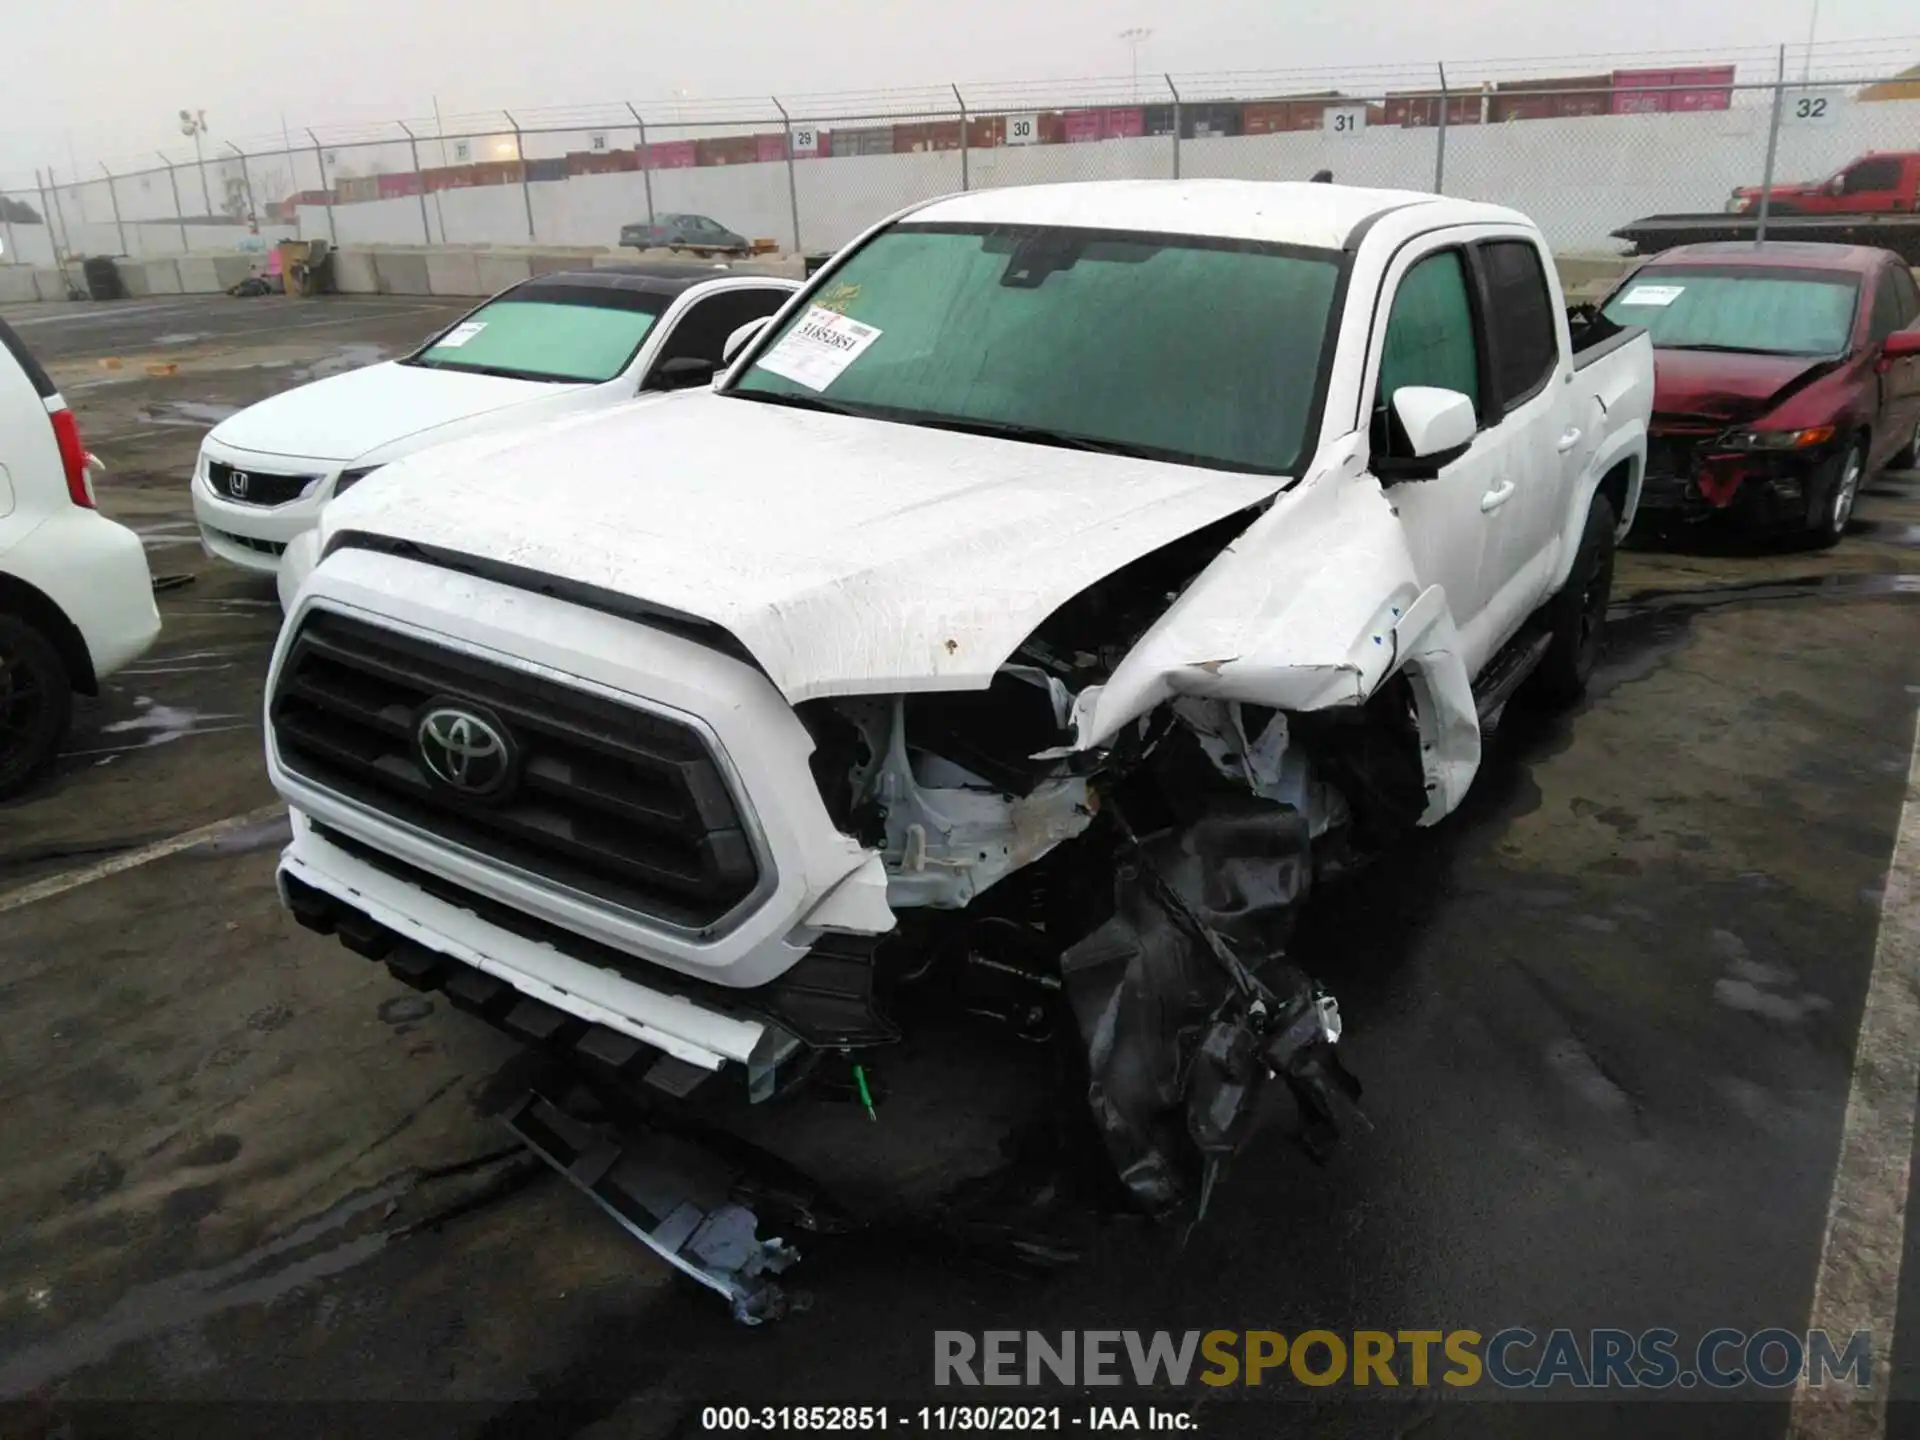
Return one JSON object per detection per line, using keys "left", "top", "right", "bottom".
{"left": 33, "top": 268, "right": 75, "bottom": 301}
{"left": 373, "top": 250, "right": 433, "bottom": 296}
{"left": 0, "top": 267, "right": 39, "bottom": 303}
{"left": 425, "top": 249, "right": 482, "bottom": 297}
{"left": 330, "top": 248, "right": 380, "bottom": 295}
{"left": 129, "top": 258, "right": 184, "bottom": 296}
{"left": 474, "top": 253, "right": 531, "bottom": 293}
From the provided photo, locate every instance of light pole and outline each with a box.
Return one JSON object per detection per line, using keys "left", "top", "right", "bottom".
{"left": 178, "top": 108, "right": 212, "bottom": 217}
{"left": 1801, "top": 0, "right": 1821, "bottom": 82}
{"left": 1118, "top": 28, "right": 1154, "bottom": 102}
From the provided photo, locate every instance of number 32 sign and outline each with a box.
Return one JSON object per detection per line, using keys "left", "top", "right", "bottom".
{"left": 1784, "top": 91, "right": 1839, "bottom": 126}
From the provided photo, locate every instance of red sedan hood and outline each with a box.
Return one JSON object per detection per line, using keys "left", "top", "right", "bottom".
{"left": 1652, "top": 348, "right": 1835, "bottom": 424}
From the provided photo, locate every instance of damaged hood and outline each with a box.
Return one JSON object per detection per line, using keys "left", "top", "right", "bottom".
{"left": 1652, "top": 347, "right": 1838, "bottom": 425}
{"left": 323, "top": 395, "right": 1284, "bottom": 701}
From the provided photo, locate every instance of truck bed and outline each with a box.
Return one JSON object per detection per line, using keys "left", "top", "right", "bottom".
{"left": 1613, "top": 211, "right": 1920, "bottom": 263}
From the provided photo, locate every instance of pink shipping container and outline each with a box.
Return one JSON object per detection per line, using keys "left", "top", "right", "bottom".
{"left": 645, "top": 140, "right": 698, "bottom": 169}
{"left": 378, "top": 173, "right": 423, "bottom": 199}
{"left": 1101, "top": 107, "right": 1145, "bottom": 139}
{"left": 1064, "top": 109, "right": 1103, "bottom": 143}
{"left": 1611, "top": 65, "right": 1736, "bottom": 114}
{"left": 756, "top": 133, "right": 788, "bottom": 162}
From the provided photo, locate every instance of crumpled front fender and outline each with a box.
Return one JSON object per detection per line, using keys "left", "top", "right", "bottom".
{"left": 1070, "top": 461, "right": 1481, "bottom": 825}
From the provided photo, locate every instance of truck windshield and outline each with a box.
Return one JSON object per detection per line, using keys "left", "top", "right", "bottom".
{"left": 406, "top": 286, "right": 668, "bottom": 383}
{"left": 729, "top": 222, "right": 1344, "bottom": 476}
{"left": 1602, "top": 267, "right": 1859, "bottom": 357}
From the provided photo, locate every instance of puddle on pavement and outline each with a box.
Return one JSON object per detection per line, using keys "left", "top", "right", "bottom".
{"left": 0, "top": 1149, "right": 538, "bottom": 1395}
{"left": 290, "top": 343, "right": 388, "bottom": 383}
{"left": 1845, "top": 518, "right": 1920, "bottom": 548}
{"left": 149, "top": 333, "right": 207, "bottom": 348}
{"left": 139, "top": 401, "right": 240, "bottom": 429}
{"left": 66, "top": 697, "right": 248, "bottom": 760}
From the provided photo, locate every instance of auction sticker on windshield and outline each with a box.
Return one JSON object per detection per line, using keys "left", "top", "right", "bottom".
{"left": 1617, "top": 284, "right": 1685, "bottom": 307}
{"left": 437, "top": 321, "right": 488, "bottom": 348}
{"left": 758, "top": 306, "right": 883, "bottom": 391}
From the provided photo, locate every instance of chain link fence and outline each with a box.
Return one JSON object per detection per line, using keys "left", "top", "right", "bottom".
{"left": 4, "top": 39, "right": 1919, "bottom": 269}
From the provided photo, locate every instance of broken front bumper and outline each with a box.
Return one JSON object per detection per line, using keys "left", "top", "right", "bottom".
{"left": 1638, "top": 435, "right": 1825, "bottom": 526}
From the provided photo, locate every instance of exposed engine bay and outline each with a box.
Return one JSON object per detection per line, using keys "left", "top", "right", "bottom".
{"left": 769, "top": 512, "right": 1420, "bottom": 1218}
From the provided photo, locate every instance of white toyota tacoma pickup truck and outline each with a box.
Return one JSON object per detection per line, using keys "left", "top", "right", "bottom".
{"left": 265, "top": 181, "right": 1651, "bottom": 1317}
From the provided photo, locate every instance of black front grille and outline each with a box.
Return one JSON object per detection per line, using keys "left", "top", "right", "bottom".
{"left": 208, "top": 460, "right": 318, "bottom": 506}
{"left": 1646, "top": 434, "right": 1707, "bottom": 479}
{"left": 271, "top": 611, "right": 761, "bottom": 929}
{"left": 208, "top": 526, "right": 287, "bottom": 557}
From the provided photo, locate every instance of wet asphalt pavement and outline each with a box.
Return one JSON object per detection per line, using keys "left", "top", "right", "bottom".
{"left": 4, "top": 293, "right": 1920, "bottom": 1438}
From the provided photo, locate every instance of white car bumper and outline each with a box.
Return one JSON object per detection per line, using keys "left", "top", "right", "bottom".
{"left": 191, "top": 438, "right": 343, "bottom": 575}
{"left": 265, "top": 547, "right": 894, "bottom": 1063}
{"left": 1, "top": 508, "right": 159, "bottom": 683}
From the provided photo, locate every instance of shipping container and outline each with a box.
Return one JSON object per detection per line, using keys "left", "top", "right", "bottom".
{"left": 892, "top": 120, "right": 963, "bottom": 152}
{"left": 1385, "top": 91, "right": 1484, "bottom": 127}
{"left": 965, "top": 115, "right": 1006, "bottom": 148}
{"left": 695, "top": 135, "right": 760, "bottom": 167}
{"left": 1242, "top": 93, "right": 1349, "bottom": 134}
{"left": 334, "top": 176, "right": 381, "bottom": 204}
{"left": 566, "top": 149, "right": 639, "bottom": 176}
{"left": 1611, "top": 65, "right": 1736, "bottom": 114}
{"left": 1489, "top": 74, "right": 1612, "bottom": 122}
{"left": 756, "top": 133, "right": 789, "bottom": 163}
{"left": 526, "top": 157, "right": 567, "bottom": 183}
{"left": 377, "top": 172, "right": 423, "bottom": 199}
{"left": 1182, "top": 102, "right": 1245, "bottom": 138}
{"left": 422, "top": 166, "right": 476, "bottom": 192}
{"left": 833, "top": 125, "right": 895, "bottom": 157}
{"left": 1063, "top": 109, "right": 1102, "bottom": 143}
{"left": 644, "top": 140, "right": 698, "bottom": 170}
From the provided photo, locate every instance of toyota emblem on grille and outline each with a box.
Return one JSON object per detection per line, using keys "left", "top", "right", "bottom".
{"left": 416, "top": 704, "right": 514, "bottom": 798}
{"left": 229, "top": 471, "right": 250, "bottom": 498}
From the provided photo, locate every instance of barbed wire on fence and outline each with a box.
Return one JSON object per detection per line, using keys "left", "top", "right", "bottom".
{"left": 3, "top": 33, "right": 1918, "bottom": 270}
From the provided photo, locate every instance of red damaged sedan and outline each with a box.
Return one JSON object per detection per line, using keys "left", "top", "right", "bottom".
{"left": 1601, "top": 242, "right": 1920, "bottom": 545}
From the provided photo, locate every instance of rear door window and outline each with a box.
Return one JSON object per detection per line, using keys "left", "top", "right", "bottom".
{"left": 1477, "top": 240, "right": 1559, "bottom": 411}
{"left": 1870, "top": 270, "right": 1905, "bottom": 342}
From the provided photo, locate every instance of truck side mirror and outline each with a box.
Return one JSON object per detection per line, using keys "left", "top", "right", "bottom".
{"left": 1376, "top": 386, "right": 1477, "bottom": 482}
{"left": 650, "top": 356, "right": 718, "bottom": 392}
{"left": 722, "top": 316, "right": 772, "bottom": 366}
{"left": 1883, "top": 327, "right": 1920, "bottom": 360}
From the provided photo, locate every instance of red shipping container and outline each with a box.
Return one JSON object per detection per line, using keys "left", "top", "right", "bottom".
{"left": 965, "top": 115, "right": 1005, "bottom": 148}
{"left": 1669, "top": 65, "right": 1736, "bottom": 111}
{"left": 695, "top": 135, "right": 759, "bottom": 167}
{"left": 1491, "top": 75, "right": 1611, "bottom": 122}
{"left": 756, "top": 133, "right": 788, "bottom": 162}
{"left": 1613, "top": 67, "right": 1734, "bottom": 113}
{"left": 1386, "top": 91, "right": 1482, "bottom": 128}
{"left": 1241, "top": 101, "right": 1291, "bottom": 135}
{"left": 645, "top": 140, "right": 697, "bottom": 169}
{"left": 1102, "top": 107, "right": 1145, "bottom": 139}
{"left": 377, "top": 172, "right": 423, "bottom": 198}
{"left": 1064, "top": 109, "right": 1102, "bottom": 143}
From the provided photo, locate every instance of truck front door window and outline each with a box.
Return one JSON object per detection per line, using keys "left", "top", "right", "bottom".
{"left": 1375, "top": 250, "right": 1481, "bottom": 453}
{"left": 730, "top": 223, "right": 1344, "bottom": 477}
{"left": 1843, "top": 159, "right": 1901, "bottom": 195}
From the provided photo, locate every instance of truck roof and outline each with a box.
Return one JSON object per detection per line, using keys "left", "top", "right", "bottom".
{"left": 908, "top": 180, "right": 1530, "bottom": 252}
{"left": 1645, "top": 241, "right": 1897, "bottom": 274}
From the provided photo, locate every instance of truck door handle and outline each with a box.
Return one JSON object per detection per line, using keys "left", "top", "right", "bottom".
{"left": 1557, "top": 427, "right": 1583, "bottom": 453}
{"left": 1480, "top": 479, "right": 1516, "bottom": 513}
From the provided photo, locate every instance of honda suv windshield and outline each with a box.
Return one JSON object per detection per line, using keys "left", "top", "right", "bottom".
{"left": 1602, "top": 267, "right": 1859, "bottom": 357}
{"left": 727, "top": 222, "right": 1344, "bottom": 476}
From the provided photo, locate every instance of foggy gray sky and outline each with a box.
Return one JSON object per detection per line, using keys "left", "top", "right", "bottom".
{"left": 4, "top": 0, "right": 1917, "bottom": 186}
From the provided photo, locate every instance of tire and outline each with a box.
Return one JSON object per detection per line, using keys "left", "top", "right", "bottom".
{"left": 1527, "top": 492, "right": 1617, "bottom": 708}
{"left": 1808, "top": 438, "right": 1865, "bottom": 548}
{"left": 0, "top": 612, "right": 74, "bottom": 801}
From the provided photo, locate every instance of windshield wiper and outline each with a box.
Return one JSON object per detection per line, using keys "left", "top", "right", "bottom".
{"left": 726, "top": 388, "right": 868, "bottom": 418}
{"left": 405, "top": 358, "right": 576, "bottom": 383}
{"left": 1660, "top": 342, "right": 1816, "bottom": 356}
{"left": 896, "top": 414, "right": 1135, "bottom": 456}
